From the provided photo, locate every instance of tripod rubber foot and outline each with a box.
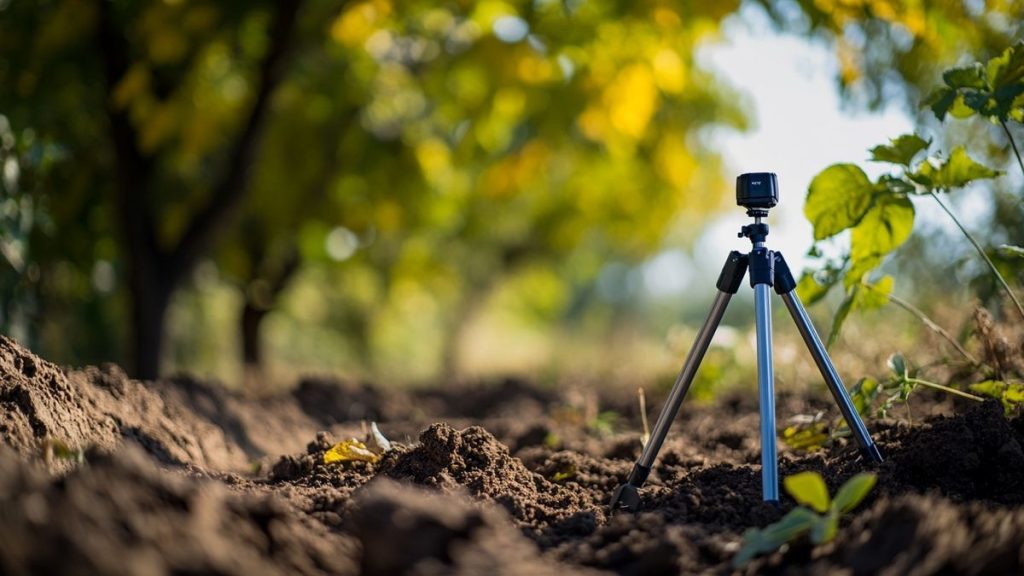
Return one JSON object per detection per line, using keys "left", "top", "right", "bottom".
{"left": 609, "top": 483, "right": 642, "bottom": 512}
{"left": 863, "top": 443, "right": 884, "bottom": 464}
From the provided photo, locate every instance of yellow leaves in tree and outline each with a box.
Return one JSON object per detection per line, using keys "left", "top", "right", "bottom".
{"left": 331, "top": 0, "right": 392, "bottom": 47}
{"left": 606, "top": 64, "right": 656, "bottom": 140}
{"left": 323, "top": 439, "right": 379, "bottom": 464}
{"left": 652, "top": 49, "right": 687, "bottom": 94}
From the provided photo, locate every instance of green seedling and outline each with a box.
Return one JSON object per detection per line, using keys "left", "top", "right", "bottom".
{"left": 733, "top": 471, "right": 877, "bottom": 567}
{"left": 849, "top": 353, "right": 983, "bottom": 422}
{"left": 41, "top": 437, "right": 84, "bottom": 464}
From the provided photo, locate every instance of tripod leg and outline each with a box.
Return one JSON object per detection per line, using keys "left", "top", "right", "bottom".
{"left": 609, "top": 252, "right": 748, "bottom": 511}
{"left": 751, "top": 250, "right": 779, "bottom": 502}
{"left": 773, "top": 254, "right": 883, "bottom": 463}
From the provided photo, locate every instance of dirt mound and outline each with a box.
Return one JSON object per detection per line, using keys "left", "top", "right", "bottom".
{"left": 0, "top": 336, "right": 326, "bottom": 473}
{"left": 882, "top": 400, "right": 1024, "bottom": 503}
{"left": 820, "top": 494, "right": 1024, "bottom": 575}
{"left": 352, "top": 479, "right": 598, "bottom": 575}
{"left": 380, "top": 423, "right": 604, "bottom": 536}
{"left": 0, "top": 445, "right": 356, "bottom": 576}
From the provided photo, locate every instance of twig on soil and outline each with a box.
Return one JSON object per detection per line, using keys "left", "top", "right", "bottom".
{"left": 638, "top": 387, "right": 651, "bottom": 448}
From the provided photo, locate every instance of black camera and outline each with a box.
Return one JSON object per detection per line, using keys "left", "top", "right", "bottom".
{"left": 736, "top": 172, "right": 778, "bottom": 210}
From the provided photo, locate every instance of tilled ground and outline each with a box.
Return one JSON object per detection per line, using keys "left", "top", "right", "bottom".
{"left": 2, "top": 335, "right": 1023, "bottom": 575}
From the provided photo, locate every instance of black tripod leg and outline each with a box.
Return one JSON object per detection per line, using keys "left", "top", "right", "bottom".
{"left": 609, "top": 252, "right": 748, "bottom": 511}
{"left": 773, "top": 253, "right": 883, "bottom": 463}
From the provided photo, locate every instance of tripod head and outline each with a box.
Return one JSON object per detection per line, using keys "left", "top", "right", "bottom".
{"left": 735, "top": 172, "right": 777, "bottom": 247}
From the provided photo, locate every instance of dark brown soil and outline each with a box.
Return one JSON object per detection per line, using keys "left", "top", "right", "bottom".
{"left": 2, "top": 335, "right": 1023, "bottom": 575}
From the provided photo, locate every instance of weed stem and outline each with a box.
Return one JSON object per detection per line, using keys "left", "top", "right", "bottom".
{"left": 928, "top": 190, "right": 1024, "bottom": 322}
{"left": 862, "top": 283, "right": 979, "bottom": 366}
{"left": 904, "top": 377, "right": 984, "bottom": 401}
{"left": 999, "top": 119, "right": 1024, "bottom": 183}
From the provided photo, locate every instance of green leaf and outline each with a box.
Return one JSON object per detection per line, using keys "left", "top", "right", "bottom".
{"left": 998, "top": 244, "right": 1024, "bottom": 258}
{"left": 733, "top": 507, "right": 818, "bottom": 567}
{"left": 887, "top": 352, "right": 907, "bottom": 378}
{"left": 910, "top": 147, "right": 1002, "bottom": 190}
{"left": 810, "top": 513, "right": 838, "bottom": 544}
{"left": 797, "top": 270, "right": 836, "bottom": 305}
{"left": 844, "top": 254, "right": 882, "bottom": 290}
{"left": 850, "top": 377, "right": 880, "bottom": 417}
{"left": 859, "top": 275, "right": 893, "bottom": 310}
{"left": 869, "top": 134, "right": 930, "bottom": 167}
{"left": 986, "top": 41, "right": 1024, "bottom": 90}
{"left": 850, "top": 195, "right": 914, "bottom": 266}
{"left": 943, "top": 64, "right": 987, "bottom": 90}
{"left": 784, "top": 471, "right": 830, "bottom": 513}
{"left": 827, "top": 287, "right": 857, "bottom": 348}
{"left": 831, "top": 473, "right": 877, "bottom": 514}
{"left": 783, "top": 421, "right": 830, "bottom": 452}
{"left": 805, "top": 164, "right": 875, "bottom": 240}
{"left": 925, "top": 87, "right": 957, "bottom": 121}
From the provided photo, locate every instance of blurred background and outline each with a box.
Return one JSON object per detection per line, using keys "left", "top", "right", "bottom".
{"left": 0, "top": 0, "right": 1021, "bottom": 391}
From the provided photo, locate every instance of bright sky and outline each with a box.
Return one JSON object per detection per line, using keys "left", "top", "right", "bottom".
{"left": 641, "top": 8, "right": 915, "bottom": 297}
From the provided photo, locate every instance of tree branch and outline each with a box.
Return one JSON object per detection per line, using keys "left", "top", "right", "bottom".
{"left": 170, "top": 0, "right": 304, "bottom": 275}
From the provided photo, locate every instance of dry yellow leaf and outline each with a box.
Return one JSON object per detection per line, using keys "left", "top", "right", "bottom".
{"left": 323, "top": 439, "right": 379, "bottom": 464}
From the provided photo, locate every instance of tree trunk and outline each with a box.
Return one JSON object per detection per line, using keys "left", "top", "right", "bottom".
{"left": 241, "top": 302, "right": 267, "bottom": 368}
{"left": 131, "top": 268, "right": 173, "bottom": 380}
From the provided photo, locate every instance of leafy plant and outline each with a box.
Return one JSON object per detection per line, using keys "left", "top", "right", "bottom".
{"left": 849, "top": 353, "right": 983, "bottom": 422}
{"left": 733, "top": 471, "right": 877, "bottom": 567}
{"left": 800, "top": 133, "right": 1022, "bottom": 345}
{"left": 925, "top": 41, "right": 1024, "bottom": 177}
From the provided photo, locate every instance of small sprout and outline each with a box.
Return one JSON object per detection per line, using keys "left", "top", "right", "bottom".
{"left": 41, "top": 438, "right": 84, "bottom": 464}
{"left": 368, "top": 422, "right": 391, "bottom": 454}
{"left": 551, "top": 463, "right": 577, "bottom": 483}
{"left": 323, "top": 439, "right": 379, "bottom": 464}
{"left": 782, "top": 412, "right": 830, "bottom": 452}
{"left": 588, "top": 410, "right": 619, "bottom": 437}
{"left": 733, "top": 472, "right": 876, "bottom": 567}
{"left": 638, "top": 387, "right": 651, "bottom": 448}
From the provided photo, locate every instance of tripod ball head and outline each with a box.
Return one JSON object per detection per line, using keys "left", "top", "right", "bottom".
{"left": 736, "top": 172, "right": 778, "bottom": 210}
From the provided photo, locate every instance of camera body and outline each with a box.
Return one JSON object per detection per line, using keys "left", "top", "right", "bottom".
{"left": 736, "top": 172, "right": 778, "bottom": 210}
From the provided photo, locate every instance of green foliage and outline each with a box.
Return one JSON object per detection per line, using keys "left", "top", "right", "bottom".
{"left": 850, "top": 353, "right": 983, "bottom": 420}
{"left": 969, "top": 380, "right": 1024, "bottom": 414}
{"left": 801, "top": 134, "right": 1002, "bottom": 344}
{"left": 926, "top": 41, "right": 1024, "bottom": 123}
{"left": 733, "top": 472, "right": 876, "bottom": 567}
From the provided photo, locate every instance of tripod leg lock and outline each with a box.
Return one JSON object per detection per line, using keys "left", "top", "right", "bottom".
{"left": 748, "top": 248, "right": 775, "bottom": 287}
{"left": 772, "top": 252, "right": 798, "bottom": 295}
{"left": 716, "top": 251, "right": 749, "bottom": 294}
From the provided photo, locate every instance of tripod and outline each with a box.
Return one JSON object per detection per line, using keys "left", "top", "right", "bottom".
{"left": 609, "top": 208, "right": 883, "bottom": 511}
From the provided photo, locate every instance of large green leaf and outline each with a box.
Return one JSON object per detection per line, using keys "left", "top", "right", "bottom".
{"left": 910, "top": 147, "right": 1002, "bottom": 190}
{"left": 784, "top": 471, "right": 830, "bottom": 513}
{"left": 831, "top": 473, "right": 877, "bottom": 514}
{"left": 925, "top": 87, "right": 957, "bottom": 121}
{"left": 986, "top": 41, "right": 1024, "bottom": 90}
{"left": 733, "top": 507, "right": 818, "bottom": 567}
{"left": 796, "top": 271, "right": 836, "bottom": 305}
{"left": 869, "top": 134, "right": 929, "bottom": 167}
{"left": 850, "top": 195, "right": 914, "bottom": 265}
{"left": 943, "top": 64, "right": 987, "bottom": 90}
{"left": 828, "top": 276, "right": 891, "bottom": 346}
{"left": 805, "top": 164, "right": 875, "bottom": 240}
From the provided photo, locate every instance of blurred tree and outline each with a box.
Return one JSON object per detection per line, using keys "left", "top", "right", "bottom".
{"left": 218, "top": 0, "right": 749, "bottom": 378}
{"left": 0, "top": 0, "right": 306, "bottom": 378}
